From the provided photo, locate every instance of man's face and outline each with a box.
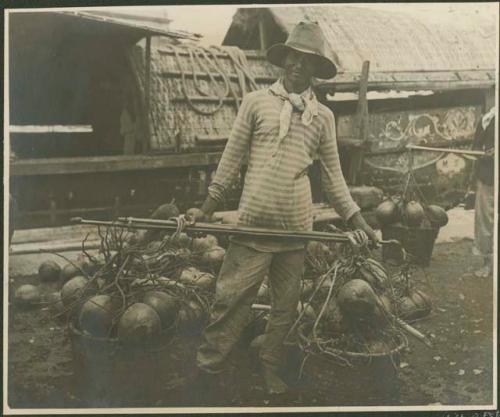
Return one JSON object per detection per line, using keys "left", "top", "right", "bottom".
{"left": 283, "top": 49, "right": 315, "bottom": 92}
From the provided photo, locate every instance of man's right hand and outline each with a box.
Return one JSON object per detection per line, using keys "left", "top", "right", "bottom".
{"left": 185, "top": 208, "right": 209, "bottom": 224}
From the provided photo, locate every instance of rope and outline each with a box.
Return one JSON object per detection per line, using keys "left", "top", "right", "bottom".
{"left": 171, "top": 45, "right": 226, "bottom": 116}
{"left": 169, "top": 44, "right": 259, "bottom": 116}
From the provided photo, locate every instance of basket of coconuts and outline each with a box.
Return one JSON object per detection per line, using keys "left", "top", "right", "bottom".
{"left": 375, "top": 196, "right": 449, "bottom": 266}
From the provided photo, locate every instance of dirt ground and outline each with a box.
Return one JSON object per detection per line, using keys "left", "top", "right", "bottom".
{"left": 6, "top": 239, "right": 495, "bottom": 410}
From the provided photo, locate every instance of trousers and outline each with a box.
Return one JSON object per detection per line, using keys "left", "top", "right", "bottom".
{"left": 196, "top": 241, "right": 305, "bottom": 372}
{"left": 474, "top": 180, "right": 494, "bottom": 263}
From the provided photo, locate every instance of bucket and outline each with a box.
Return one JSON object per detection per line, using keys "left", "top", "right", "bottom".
{"left": 297, "top": 324, "right": 405, "bottom": 405}
{"left": 68, "top": 322, "right": 174, "bottom": 406}
{"left": 382, "top": 224, "right": 439, "bottom": 267}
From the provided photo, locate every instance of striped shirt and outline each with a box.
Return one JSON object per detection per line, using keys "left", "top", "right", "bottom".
{"left": 208, "top": 88, "right": 360, "bottom": 251}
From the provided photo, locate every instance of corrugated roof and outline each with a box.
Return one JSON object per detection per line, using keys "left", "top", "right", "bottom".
{"left": 56, "top": 10, "right": 200, "bottom": 40}
{"left": 225, "top": 5, "right": 497, "bottom": 74}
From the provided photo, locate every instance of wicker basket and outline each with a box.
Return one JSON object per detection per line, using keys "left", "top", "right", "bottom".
{"left": 297, "top": 324, "right": 406, "bottom": 405}
{"left": 68, "top": 322, "right": 174, "bottom": 406}
{"left": 382, "top": 224, "right": 439, "bottom": 267}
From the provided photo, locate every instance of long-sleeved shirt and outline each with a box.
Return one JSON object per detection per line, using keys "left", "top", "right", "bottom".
{"left": 208, "top": 88, "right": 360, "bottom": 252}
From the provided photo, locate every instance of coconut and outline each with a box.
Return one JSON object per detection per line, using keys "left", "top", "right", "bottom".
{"left": 358, "top": 258, "right": 389, "bottom": 293}
{"left": 177, "top": 299, "right": 205, "bottom": 332}
{"left": 169, "top": 232, "right": 192, "bottom": 248}
{"left": 38, "top": 260, "right": 61, "bottom": 283}
{"left": 60, "top": 276, "right": 97, "bottom": 308}
{"left": 142, "top": 291, "right": 178, "bottom": 330}
{"left": 201, "top": 246, "right": 225, "bottom": 268}
{"left": 117, "top": 303, "right": 161, "bottom": 345}
{"left": 426, "top": 205, "right": 449, "bottom": 228}
{"left": 150, "top": 203, "right": 180, "bottom": 220}
{"left": 297, "top": 302, "right": 316, "bottom": 321}
{"left": 192, "top": 235, "right": 219, "bottom": 253}
{"left": 175, "top": 248, "right": 192, "bottom": 261}
{"left": 398, "top": 289, "right": 432, "bottom": 321}
{"left": 379, "top": 294, "right": 394, "bottom": 315}
{"left": 179, "top": 267, "right": 215, "bottom": 290}
{"left": 146, "top": 240, "right": 163, "bottom": 252}
{"left": 45, "top": 291, "right": 65, "bottom": 314}
{"left": 375, "top": 199, "right": 398, "bottom": 226}
{"left": 14, "top": 284, "right": 41, "bottom": 307}
{"left": 403, "top": 200, "right": 425, "bottom": 227}
{"left": 306, "top": 241, "right": 334, "bottom": 262}
{"left": 60, "top": 262, "right": 88, "bottom": 284}
{"left": 337, "top": 279, "right": 383, "bottom": 321}
{"left": 79, "top": 295, "right": 119, "bottom": 337}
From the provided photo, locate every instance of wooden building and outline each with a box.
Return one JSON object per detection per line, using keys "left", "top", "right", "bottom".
{"left": 223, "top": 6, "right": 497, "bottom": 204}
{"left": 8, "top": 7, "right": 497, "bottom": 229}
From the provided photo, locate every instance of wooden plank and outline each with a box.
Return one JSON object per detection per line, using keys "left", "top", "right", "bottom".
{"left": 195, "top": 135, "right": 228, "bottom": 145}
{"left": 406, "top": 144, "right": 485, "bottom": 156}
{"left": 160, "top": 70, "right": 275, "bottom": 84}
{"left": 11, "top": 152, "right": 223, "bottom": 176}
{"left": 171, "top": 96, "right": 237, "bottom": 104}
{"left": 11, "top": 224, "right": 98, "bottom": 245}
{"left": 10, "top": 125, "right": 93, "bottom": 134}
{"left": 320, "top": 78, "right": 494, "bottom": 93}
{"left": 10, "top": 240, "right": 101, "bottom": 255}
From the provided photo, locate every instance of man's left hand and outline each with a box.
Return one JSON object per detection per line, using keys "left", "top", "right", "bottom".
{"left": 350, "top": 212, "right": 379, "bottom": 245}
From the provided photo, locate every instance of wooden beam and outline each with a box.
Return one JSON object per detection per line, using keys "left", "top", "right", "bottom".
{"left": 195, "top": 134, "right": 228, "bottom": 145}
{"left": 160, "top": 70, "right": 275, "bottom": 84}
{"left": 10, "top": 125, "right": 93, "bottom": 134}
{"left": 171, "top": 96, "right": 237, "bottom": 104}
{"left": 258, "top": 19, "right": 268, "bottom": 51}
{"left": 11, "top": 152, "right": 223, "bottom": 176}
{"left": 406, "top": 144, "right": 485, "bottom": 156}
{"left": 320, "top": 79, "right": 494, "bottom": 93}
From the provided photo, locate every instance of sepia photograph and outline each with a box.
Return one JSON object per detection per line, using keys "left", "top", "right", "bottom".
{"left": 3, "top": 1, "right": 499, "bottom": 414}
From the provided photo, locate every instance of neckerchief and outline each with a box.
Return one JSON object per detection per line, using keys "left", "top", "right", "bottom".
{"left": 269, "top": 79, "right": 319, "bottom": 143}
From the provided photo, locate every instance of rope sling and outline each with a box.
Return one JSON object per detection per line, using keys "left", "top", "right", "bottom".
{"left": 168, "top": 44, "right": 259, "bottom": 116}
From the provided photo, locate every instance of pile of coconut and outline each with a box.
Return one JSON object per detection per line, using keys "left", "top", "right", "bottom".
{"left": 13, "top": 202, "right": 433, "bottom": 358}
{"left": 290, "top": 234, "right": 433, "bottom": 362}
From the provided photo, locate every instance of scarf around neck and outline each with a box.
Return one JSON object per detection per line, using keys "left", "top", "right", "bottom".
{"left": 269, "top": 79, "right": 319, "bottom": 141}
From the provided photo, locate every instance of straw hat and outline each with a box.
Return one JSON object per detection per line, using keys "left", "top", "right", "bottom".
{"left": 266, "top": 21, "right": 338, "bottom": 79}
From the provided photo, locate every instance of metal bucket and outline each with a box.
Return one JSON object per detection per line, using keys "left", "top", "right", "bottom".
{"left": 297, "top": 324, "right": 406, "bottom": 406}
{"left": 68, "top": 322, "right": 174, "bottom": 406}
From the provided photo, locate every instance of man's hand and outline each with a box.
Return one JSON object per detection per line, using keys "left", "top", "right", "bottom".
{"left": 350, "top": 212, "right": 379, "bottom": 245}
{"left": 185, "top": 207, "right": 209, "bottom": 224}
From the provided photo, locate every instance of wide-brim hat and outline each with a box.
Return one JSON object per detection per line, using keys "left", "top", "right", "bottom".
{"left": 266, "top": 21, "right": 338, "bottom": 80}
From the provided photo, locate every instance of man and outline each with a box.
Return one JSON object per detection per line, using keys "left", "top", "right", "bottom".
{"left": 186, "top": 21, "right": 377, "bottom": 400}
{"left": 469, "top": 106, "right": 495, "bottom": 278}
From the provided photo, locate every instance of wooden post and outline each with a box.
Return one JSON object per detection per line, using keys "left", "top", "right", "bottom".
{"left": 484, "top": 87, "right": 495, "bottom": 112}
{"left": 258, "top": 19, "right": 268, "bottom": 51}
{"left": 349, "top": 61, "right": 370, "bottom": 185}
{"left": 144, "top": 35, "right": 152, "bottom": 153}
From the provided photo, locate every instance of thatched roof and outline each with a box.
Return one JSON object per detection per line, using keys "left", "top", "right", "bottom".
{"left": 223, "top": 6, "right": 496, "bottom": 89}
{"left": 128, "top": 40, "right": 279, "bottom": 151}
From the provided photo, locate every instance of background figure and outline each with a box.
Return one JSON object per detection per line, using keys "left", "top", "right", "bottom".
{"left": 470, "top": 107, "right": 495, "bottom": 277}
